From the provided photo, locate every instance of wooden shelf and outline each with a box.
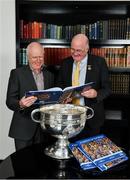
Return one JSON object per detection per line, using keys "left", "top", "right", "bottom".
{"left": 21, "top": 39, "right": 130, "bottom": 46}
{"left": 20, "top": 39, "right": 70, "bottom": 47}
{"left": 109, "top": 67, "right": 130, "bottom": 72}
{"left": 90, "top": 40, "right": 130, "bottom": 46}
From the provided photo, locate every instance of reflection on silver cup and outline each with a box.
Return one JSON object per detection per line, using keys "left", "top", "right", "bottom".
{"left": 31, "top": 104, "right": 94, "bottom": 159}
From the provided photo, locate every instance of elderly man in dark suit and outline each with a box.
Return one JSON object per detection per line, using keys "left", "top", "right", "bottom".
{"left": 6, "top": 42, "right": 54, "bottom": 151}
{"left": 57, "top": 34, "right": 111, "bottom": 140}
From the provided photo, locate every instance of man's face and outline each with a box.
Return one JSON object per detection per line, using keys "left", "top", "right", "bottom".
{"left": 71, "top": 39, "right": 89, "bottom": 62}
{"left": 28, "top": 47, "right": 44, "bottom": 71}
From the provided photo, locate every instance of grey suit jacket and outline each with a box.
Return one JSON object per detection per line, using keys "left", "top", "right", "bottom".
{"left": 6, "top": 65, "right": 54, "bottom": 140}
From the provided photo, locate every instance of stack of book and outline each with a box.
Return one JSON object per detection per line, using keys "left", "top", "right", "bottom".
{"left": 69, "top": 134, "right": 128, "bottom": 171}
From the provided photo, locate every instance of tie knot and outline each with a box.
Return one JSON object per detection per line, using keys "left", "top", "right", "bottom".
{"left": 76, "top": 61, "right": 80, "bottom": 65}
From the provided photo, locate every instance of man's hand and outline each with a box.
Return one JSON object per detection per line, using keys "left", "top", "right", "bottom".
{"left": 19, "top": 96, "right": 37, "bottom": 109}
{"left": 62, "top": 97, "right": 72, "bottom": 104}
{"left": 81, "top": 88, "right": 97, "bottom": 98}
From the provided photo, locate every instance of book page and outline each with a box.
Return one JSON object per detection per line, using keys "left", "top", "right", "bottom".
{"left": 43, "top": 87, "right": 62, "bottom": 92}
{"left": 28, "top": 87, "right": 62, "bottom": 93}
{"left": 58, "top": 82, "right": 94, "bottom": 103}
{"left": 63, "top": 82, "right": 94, "bottom": 92}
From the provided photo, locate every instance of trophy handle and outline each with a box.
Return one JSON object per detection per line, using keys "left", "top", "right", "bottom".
{"left": 31, "top": 109, "right": 41, "bottom": 123}
{"left": 85, "top": 106, "right": 94, "bottom": 119}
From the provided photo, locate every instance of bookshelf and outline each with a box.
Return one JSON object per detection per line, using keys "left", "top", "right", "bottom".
{"left": 16, "top": 0, "right": 130, "bottom": 149}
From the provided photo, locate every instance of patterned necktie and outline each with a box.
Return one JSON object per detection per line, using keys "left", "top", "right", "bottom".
{"left": 72, "top": 62, "right": 80, "bottom": 105}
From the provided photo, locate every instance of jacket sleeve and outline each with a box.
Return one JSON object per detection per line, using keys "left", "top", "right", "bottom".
{"left": 6, "top": 69, "right": 21, "bottom": 111}
{"left": 96, "top": 57, "right": 112, "bottom": 102}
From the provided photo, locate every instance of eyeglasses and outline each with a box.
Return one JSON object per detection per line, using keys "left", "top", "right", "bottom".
{"left": 70, "top": 48, "right": 86, "bottom": 54}
{"left": 31, "top": 56, "right": 44, "bottom": 61}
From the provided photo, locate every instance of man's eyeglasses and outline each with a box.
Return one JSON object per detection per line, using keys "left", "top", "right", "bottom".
{"left": 70, "top": 48, "right": 86, "bottom": 54}
{"left": 31, "top": 56, "right": 44, "bottom": 61}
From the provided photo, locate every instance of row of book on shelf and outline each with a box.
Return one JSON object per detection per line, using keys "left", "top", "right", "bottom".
{"left": 109, "top": 73, "right": 130, "bottom": 95}
{"left": 69, "top": 134, "right": 128, "bottom": 171}
{"left": 18, "top": 46, "right": 130, "bottom": 68}
{"left": 20, "top": 18, "right": 130, "bottom": 40}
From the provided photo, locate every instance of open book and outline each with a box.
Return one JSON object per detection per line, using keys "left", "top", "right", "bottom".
{"left": 25, "top": 81, "right": 94, "bottom": 105}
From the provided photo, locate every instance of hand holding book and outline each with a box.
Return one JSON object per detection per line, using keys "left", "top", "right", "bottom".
{"left": 81, "top": 88, "right": 97, "bottom": 98}
{"left": 19, "top": 95, "right": 37, "bottom": 109}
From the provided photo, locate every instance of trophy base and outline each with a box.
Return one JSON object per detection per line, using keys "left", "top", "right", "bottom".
{"left": 44, "top": 137, "right": 72, "bottom": 159}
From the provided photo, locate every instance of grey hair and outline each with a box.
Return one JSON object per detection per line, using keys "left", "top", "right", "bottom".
{"left": 26, "top": 42, "right": 43, "bottom": 56}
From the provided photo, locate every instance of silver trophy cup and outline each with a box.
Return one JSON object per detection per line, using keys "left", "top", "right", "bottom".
{"left": 31, "top": 104, "right": 94, "bottom": 159}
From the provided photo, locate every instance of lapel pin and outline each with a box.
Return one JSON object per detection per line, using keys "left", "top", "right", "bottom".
{"left": 87, "top": 65, "right": 92, "bottom": 70}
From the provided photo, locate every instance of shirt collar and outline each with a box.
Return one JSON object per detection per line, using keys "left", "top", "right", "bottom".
{"left": 30, "top": 65, "right": 43, "bottom": 74}
{"left": 80, "top": 54, "right": 88, "bottom": 65}
{"left": 74, "top": 54, "right": 88, "bottom": 65}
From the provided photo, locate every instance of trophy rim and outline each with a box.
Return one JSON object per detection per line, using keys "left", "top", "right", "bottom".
{"left": 40, "top": 103, "right": 87, "bottom": 116}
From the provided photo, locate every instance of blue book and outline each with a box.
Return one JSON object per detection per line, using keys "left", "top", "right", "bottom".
{"left": 69, "top": 143, "right": 96, "bottom": 170}
{"left": 76, "top": 134, "right": 128, "bottom": 171}
{"left": 25, "top": 81, "right": 94, "bottom": 105}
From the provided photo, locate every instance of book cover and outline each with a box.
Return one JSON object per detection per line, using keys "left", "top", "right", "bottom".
{"left": 76, "top": 134, "right": 128, "bottom": 171}
{"left": 69, "top": 143, "right": 96, "bottom": 170}
{"left": 25, "top": 81, "right": 94, "bottom": 105}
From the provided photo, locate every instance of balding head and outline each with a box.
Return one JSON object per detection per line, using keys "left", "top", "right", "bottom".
{"left": 71, "top": 34, "right": 89, "bottom": 62}
{"left": 27, "top": 42, "right": 44, "bottom": 57}
{"left": 71, "top": 34, "right": 89, "bottom": 48}
{"left": 27, "top": 42, "right": 44, "bottom": 73}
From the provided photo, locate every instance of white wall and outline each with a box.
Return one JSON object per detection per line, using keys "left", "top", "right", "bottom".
{"left": 0, "top": 0, "right": 15, "bottom": 159}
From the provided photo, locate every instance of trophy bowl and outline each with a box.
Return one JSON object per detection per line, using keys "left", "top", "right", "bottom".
{"left": 31, "top": 104, "right": 94, "bottom": 159}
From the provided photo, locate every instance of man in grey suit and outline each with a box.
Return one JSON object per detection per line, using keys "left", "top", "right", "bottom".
{"left": 6, "top": 42, "right": 54, "bottom": 151}
{"left": 57, "top": 34, "right": 111, "bottom": 141}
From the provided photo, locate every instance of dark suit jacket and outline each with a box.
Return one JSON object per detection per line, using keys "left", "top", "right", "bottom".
{"left": 57, "top": 54, "right": 111, "bottom": 129}
{"left": 6, "top": 65, "right": 54, "bottom": 140}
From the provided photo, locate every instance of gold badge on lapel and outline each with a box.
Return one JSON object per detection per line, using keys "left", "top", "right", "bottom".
{"left": 87, "top": 65, "right": 92, "bottom": 70}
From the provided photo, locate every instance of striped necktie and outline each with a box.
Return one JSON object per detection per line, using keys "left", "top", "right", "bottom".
{"left": 72, "top": 62, "right": 80, "bottom": 105}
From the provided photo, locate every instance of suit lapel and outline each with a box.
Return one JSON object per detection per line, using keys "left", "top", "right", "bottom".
{"left": 43, "top": 68, "right": 48, "bottom": 89}
{"left": 67, "top": 58, "right": 73, "bottom": 86}
{"left": 85, "top": 54, "right": 93, "bottom": 83}
{"left": 25, "top": 66, "right": 37, "bottom": 90}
